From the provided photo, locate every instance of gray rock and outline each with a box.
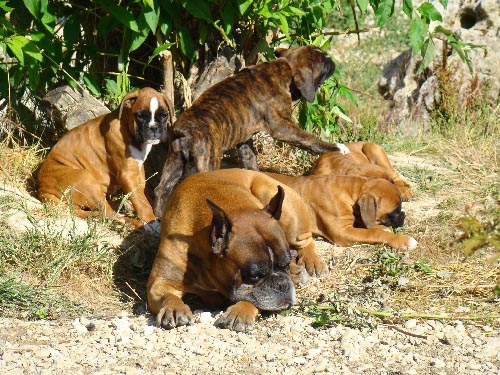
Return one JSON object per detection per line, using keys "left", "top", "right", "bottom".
{"left": 378, "top": 0, "right": 500, "bottom": 134}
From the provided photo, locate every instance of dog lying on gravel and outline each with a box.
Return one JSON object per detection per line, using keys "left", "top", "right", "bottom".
{"left": 265, "top": 172, "right": 418, "bottom": 250}
{"left": 148, "top": 169, "right": 328, "bottom": 332}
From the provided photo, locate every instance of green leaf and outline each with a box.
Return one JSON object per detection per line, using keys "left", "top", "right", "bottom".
{"left": 433, "top": 24, "right": 453, "bottom": 37}
{"left": 143, "top": 3, "right": 160, "bottom": 33}
{"left": 129, "top": 30, "right": 149, "bottom": 52}
{"left": 40, "top": 9, "right": 56, "bottom": 33}
{"left": 258, "top": 3, "right": 273, "bottom": 18}
{"left": 0, "top": 16, "right": 15, "bottom": 31}
{"left": 222, "top": 1, "right": 235, "bottom": 34}
{"left": 23, "top": 40, "right": 43, "bottom": 62}
{"left": 0, "top": 1, "right": 13, "bottom": 12}
{"left": 374, "top": 0, "right": 395, "bottom": 27}
{"left": 147, "top": 42, "right": 175, "bottom": 65}
{"left": 338, "top": 85, "right": 358, "bottom": 107}
{"left": 6, "top": 35, "right": 30, "bottom": 64}
{"left": 182, "top": 0, "right": 213, "bottom": 23}
{"left": 22, "top": 0, "right": 40, "bottom": 19}
{"left": 356, "top": 0, "right": 369, "bottom": 13}
{"left": 285, "top": 6, "right": 307, "bottom": 17}
{"left": 63, "top": 14, "right": 80, "bottom": 48}
{"left": 331, "top": 105, "right": 353, "bottom": 123}
{"left": 449, "top": 40, "right": 474, "bottom": 74}
{"left": 416, "top": 37, "right": 435, "bottom": 74}
{"left": 237, "top": 0, "right": 253, "bottom": 16}
{"left": 402, "top": 0, "right": 413, "bottom": 18}
{"left": 97, "top": 0, "right": 140, "bottom": 32}
{"left": 198, "top": 22, "right": 208, "bottom": 45}
{"left": 178, "top": 26, "right": 196, "bottom": 61}
{"left": 28, "top": 62, "right": 40, "bottom": 90}
{"left": 439, "top": 0, "right": 448, "bottom": 8}
{"left": 277, "top": 13, "right": 289, "bottom": 37}
{"left": 408, "top": 16, "right": 428, "bottom": 53}
{"left": 417, "top": 2, "right": 442, "bottom": 22}
{"left": 105, "top": 78, "right": 117, "bottom": 96}
{"left": 83, "top": 73, "right": 101, "bottom": 96}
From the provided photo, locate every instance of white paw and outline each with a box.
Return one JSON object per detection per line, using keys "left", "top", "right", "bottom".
{"left": 337, "top": 143, "right": 350, "bottom": 155}
{"left": 144, "top": 219, "right": 161, "bottom": 235}
{"left": 407, "top": 237, "right": 418, "bottom": 250}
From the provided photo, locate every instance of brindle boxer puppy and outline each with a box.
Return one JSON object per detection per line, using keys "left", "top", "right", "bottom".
{"left": 310, "top": 141, "right": 412, "bottom": 201}
{"left": 38, "top": 87, "right": 174, "bottom": 228}
{"left": 153, "top": 45, "right": 349, "bottom": 216}
{"left": 266, "top": 173, "right": 418, "bottom": 250}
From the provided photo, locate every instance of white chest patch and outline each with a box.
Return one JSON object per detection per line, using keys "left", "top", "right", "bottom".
{"left": 129, "top": 143, "right": 153, "bottom": 171}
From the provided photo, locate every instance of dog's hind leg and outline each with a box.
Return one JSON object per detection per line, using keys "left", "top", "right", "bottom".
{"left": 238, "top": 140, "right": 259, "bottom": 170}
{"left": 362, "top": 143, "right": 412, "bottom": 201}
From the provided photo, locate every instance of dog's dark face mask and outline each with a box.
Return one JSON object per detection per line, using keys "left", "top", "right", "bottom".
{"left": 228, "top": 232, "right": 296, "bottom": 311}
{"left": 276, "top": 46, "right": 336, "bottom": 102}
{"left": 207, "top": 187, "right": 296, "bottom": 311}
{"left": 380, "top": 205, "right": 406, "bottom": 228}
{"left": 134, "top": 106, "right": 169, "bottom": 145}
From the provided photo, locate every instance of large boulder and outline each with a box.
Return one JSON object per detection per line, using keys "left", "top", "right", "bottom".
{"left": 378, "top": 0, "right": 500, "bottom": 134}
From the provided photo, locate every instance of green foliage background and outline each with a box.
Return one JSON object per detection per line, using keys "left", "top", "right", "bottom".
{"left": 0, "top": 0, "right": 474, "bottom": 141}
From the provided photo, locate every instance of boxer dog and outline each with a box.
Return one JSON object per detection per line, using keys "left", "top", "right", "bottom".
{"left": 148, "top": 169, "right": 327, "bottom": 332}
{"left": 153, "top": 45, "right": 350, "bottom": 216}
{"left": 38, "top": 87, "right": 174, "bottom": 228}
{"left": 266, "top": 173, "right": 418, "bottom": 250}
{"left": 310, "top": 141, "right": 412, "bottom": 201}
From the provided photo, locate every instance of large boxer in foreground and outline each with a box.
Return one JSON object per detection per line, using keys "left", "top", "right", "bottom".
{"left": 148, "top": 169, "right": 328, "bottom": 332}
{"left": 310, "top": 141, "right": 412, "bottom": 201}
{"left": 38, "top": 87, "right": 174, "bottom": 228}
{"left": 153, "top": 45, "right": 349, "bottom": 216}
{"left": 266, "top": 173, "right": 418, "bottom": 250}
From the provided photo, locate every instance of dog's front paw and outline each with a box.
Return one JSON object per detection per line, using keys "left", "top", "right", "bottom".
{"left": 406, "top": 237, "right": 418, "bottom": 250}
{"left": 297, "top": 251, "right": 329, "bottom": 278}
{"left": 392, "top": 235, "right": 418, "bottom": 250}
{"left": 215, "top": 301, "right": 258, "bottom": 332}
{"left": 337, "top": 143, "right": 350, "bottom": 155}
{"left": 395, "top": 181, "right": 413, "bottom": 202}
{"left": 156, "top": 299, "right": 193, "bottom": 329}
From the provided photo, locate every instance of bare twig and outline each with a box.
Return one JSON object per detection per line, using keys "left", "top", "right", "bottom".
{"left": 348, "top": 0, "right": 361, "bottom": 44}
{"left": 386, "top": 324, "right": 428, "bottom": 339}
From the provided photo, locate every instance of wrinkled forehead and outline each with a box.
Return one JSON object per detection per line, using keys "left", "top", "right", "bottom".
{"left": 378, "top": 187, "right": 403, "bottom": 212}
{"left": 133, "top": 93, "right": 167, "bottom": 111}
{"left": 230, "top": 218, "right": 290, "bottom": 263}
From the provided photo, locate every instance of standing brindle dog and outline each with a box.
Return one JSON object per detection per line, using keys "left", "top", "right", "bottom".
{"left": 153, "top": 46, "right": 349, "bottom": 216}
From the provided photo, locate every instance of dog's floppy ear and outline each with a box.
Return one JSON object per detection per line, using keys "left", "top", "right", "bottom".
{"left": 264, "top": 185, "right": 285, "bottom": 221}
{"left": 274, "top": 47, "right": 288, "bottom": 58}
{"left": 357, "top": 192, "right": 377, "bottom": 228}
{"left": 161, "top": 93, "right": 176, "bottom": 126}
{"left": 119, "top": 90, "right": 140, "bottom": 119}
{"left": 207, "top": 199, "right": 232, "bottom": 257}
{"left": 293, "top": 65, "right": 316, "bottom": 102}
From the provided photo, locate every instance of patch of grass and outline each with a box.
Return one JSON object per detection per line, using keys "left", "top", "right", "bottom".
{"left": 292, "top": 295, "right": 377, "bottom": 330}
{"left": 0, "top": 204, "right": 117, "bottom": 284}
{"left": 0, "top": 188, "right": 122, "bottom": 317}
{"left": 401, "top": 165, "right": 452, "bottom": 194}
{"left": 0, "top": 272, "right": 84, "bottom": 319}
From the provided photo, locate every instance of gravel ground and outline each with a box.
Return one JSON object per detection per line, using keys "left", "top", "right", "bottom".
{"left": 1, "top": 311, "right": 499, "bottom": 375}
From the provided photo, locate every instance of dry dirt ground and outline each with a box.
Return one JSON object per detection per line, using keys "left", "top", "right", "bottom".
{"left": 0, "top": 150, "right": 499, "bottom": 375}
